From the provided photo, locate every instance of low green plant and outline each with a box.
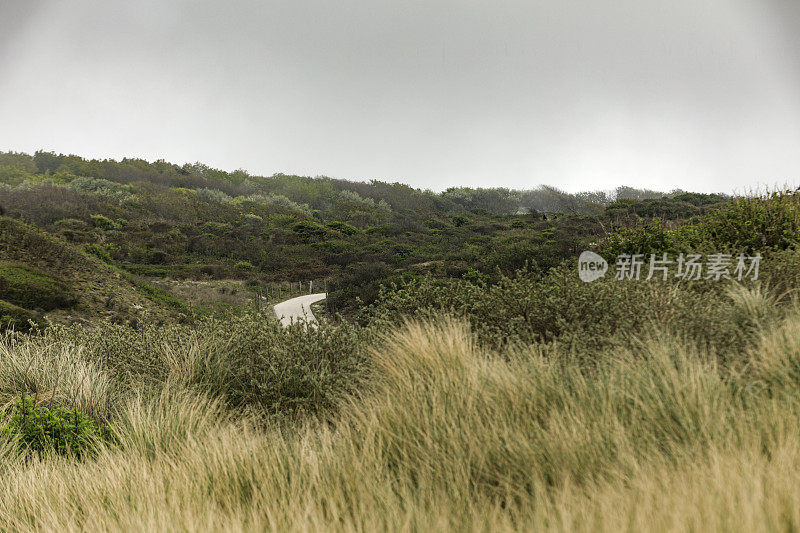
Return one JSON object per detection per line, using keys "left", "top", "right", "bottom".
{"left": 3, "top": 396, "right": 116, "bottom": 458}
{"left": 602, "top": 219, "right": 685, "bottom": 257}
{"left": 292, "top": 221, "right": 328, "bottom": 242}
{"left": 359, "top": 263, "right": 760, "bottom": 357}
{"left": 452, "top": 215, "right": 469, "bottom": 227}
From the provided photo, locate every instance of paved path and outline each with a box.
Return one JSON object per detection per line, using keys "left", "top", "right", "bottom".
{"left": 273, "top": 293, "right": 327, "bottom": 327}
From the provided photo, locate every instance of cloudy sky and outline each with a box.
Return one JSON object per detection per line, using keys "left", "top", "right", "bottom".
{"left": 1, "top": 1, "right": 798, "bottom": 193}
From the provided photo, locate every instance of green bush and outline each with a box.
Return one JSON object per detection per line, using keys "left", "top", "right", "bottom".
{"left": 84, "top": 243, "right": 115, "bottom": 263}
{"left": 126, "top": 276, "right": 187, "bottom": 311}
{"left": 601, "top": 190, "right": 800, "bottom": 258}
{"left": 3, "top": 396, "right": 116, "bottom": 458}
{"left": 68, "top": 177, "right": 136, "bottom": 204}
{"left": 147, "top": 249, "right": 168, "bottom": 264}
{"left": 325, "top": 221, "right": 359, "bottom": 235}
{"left": 209, "top": 317, "right": 372, "bottom": 421}
{"left": 461, "top": 268, "right": 490, "bottom": 285}
{"left": 601, "top": 220, "right": 701, "bottom": 258}
{"left": 0, "top": 263, "right": 76, "bottom": 311}
{"left": 699, "top": 189, "right": 800, "bottom": 253}
{"left": 90, "top": 214, "right": 121, "bottom": 230}
{"left": 43, "top": 314, "right": 374, "bottom": 424}
{"left": 452, "top": 215, "right": 469, "bottom": 227}
{"left": 358, "top": 264, "right": 753, "bottom": 355}
{"left": 292, "top": 221, "right": 328, "bottom": 242}
{"left": 196, "top": 188, "right": 235, "bottom": 204}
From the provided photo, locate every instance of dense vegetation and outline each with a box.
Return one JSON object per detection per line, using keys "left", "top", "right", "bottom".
{"left": 0, "top": 150, "right": 728, "bottom": 321}
{"left": 1, "top": 221, "right": 799, "bottom": 529}
{"left": 1, "top": 149, "right": 799, "bottom": 530}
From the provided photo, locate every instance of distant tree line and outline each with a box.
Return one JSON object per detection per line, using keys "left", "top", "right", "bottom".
{"left": 0, "top": 151, "right": 727, "bottom": 218}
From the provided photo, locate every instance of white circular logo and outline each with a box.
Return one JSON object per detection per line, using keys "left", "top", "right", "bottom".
{"left": 578, "top": 251, "right": 608, "bottom": 282}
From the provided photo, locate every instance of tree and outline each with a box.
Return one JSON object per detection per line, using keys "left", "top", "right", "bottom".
{"left": 33, "top": 150, "right": 64, "bottom": 174}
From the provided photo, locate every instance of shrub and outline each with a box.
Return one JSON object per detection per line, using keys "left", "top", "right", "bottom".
{"left": 54, "top": 218, "right": 90, "bottom": 230}
{"left": 89, "top": 214, "right": 122, "bottom": 230}
{"left": 484, "top": 240, "right": 540, "bottom": 273}
{"left": 461, "top": 268, "right": 489, "bottom": 285}
{"left": 85, "top": 243, "right": 115, "bottom": 263}
{"left": 601, "top": 190, "right": 800, "bottom": 258}
{"left": 207, "top": 318, "right": 371, "bottom": 421}
{"left": 760, "top": 247, "right": 800, "bottom": 299}
{"left": 67, "top": 177, "right": 136, "bottom": 204}
{"left": 127, "top": 276, "right": 188, "bottom": 311}
{"left": 147, "top": 249, "right": 168, "bottom": 264}
{"left": 358, "top": 264, "right": 756, "bottom": 355}
{"left": 600, "top": 219, "right": 703, "bottom": 258}
{"left": 326, "top": 221, "right": 359, "bottom": 235}
{"left": 197, "top": 188, "right": 235, "bottom": 204}
{"left": 42, "top": 314, "right": 374, "bottom": 424}
{"left": 338, "top": 190, "right": 391, "bottom": 211}
{"left": 292, "top": 221, "right": 328, "bottom": 242}
{"left": 239, "top": 194, "right": 312, "bottom": 215}
{"left": 3, "top": 396, "right": 116, "bottom": 458}
{"left": 242, "top": 213, "right": 263, "bottom": 225}
{"left": 699, "top": 189, "right": 800, "bottom": 253}
{"left": 452, "top": 215, "right": 468, "bottom": 227}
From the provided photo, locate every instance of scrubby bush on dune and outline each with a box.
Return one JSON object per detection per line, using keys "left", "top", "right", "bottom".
{"left": 702, "top": 188, "right": 800, "bottom": 253}
{"left": 602, "top": 188, "right": 800, "bottom": 258}
{"left": 67, "top": 177, "right": 137, "bottom": 205}
{"left": 358, "top": 264, "right": 776, "bottom": 359}
{"left": 39, "top": 313, "right": 372, "bottom": 424}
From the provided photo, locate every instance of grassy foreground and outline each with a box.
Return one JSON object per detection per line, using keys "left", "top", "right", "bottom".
{"left": 1, "top": 285, "right": 800, "bottom": 531}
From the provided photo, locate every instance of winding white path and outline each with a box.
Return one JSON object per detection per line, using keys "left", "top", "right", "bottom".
{"left": 273, "top": 293, "right": 327, "bottom": 327}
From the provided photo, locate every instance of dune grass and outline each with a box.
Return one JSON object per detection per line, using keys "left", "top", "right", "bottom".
{"left": 0, "top": 285, "right": 799, "bottom": 531}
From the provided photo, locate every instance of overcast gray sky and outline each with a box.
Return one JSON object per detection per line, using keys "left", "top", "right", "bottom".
{"left": 1, "top": 1, "right": 798, "bottom": 193}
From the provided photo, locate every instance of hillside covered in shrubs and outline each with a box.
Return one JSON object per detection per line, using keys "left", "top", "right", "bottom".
{"left": 0, "top": 150, "right": 731, "bottom": 323}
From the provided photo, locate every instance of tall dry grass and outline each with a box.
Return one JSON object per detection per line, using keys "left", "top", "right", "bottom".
{"left": 1, "top": 290, "right": 800, "bottom": 530}
{"left": 0, "top": 334, "right": 113, "bottom": 417}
